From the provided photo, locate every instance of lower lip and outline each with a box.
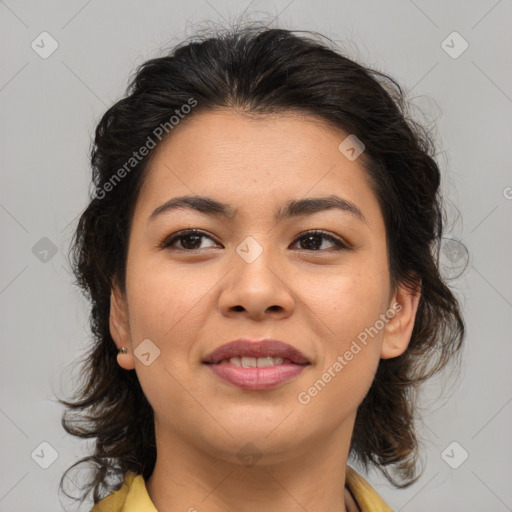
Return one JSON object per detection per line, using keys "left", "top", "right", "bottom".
{"left": 205, "top": 362, "right": 308, "bottom": 390}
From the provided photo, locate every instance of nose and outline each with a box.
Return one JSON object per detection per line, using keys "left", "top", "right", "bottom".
{"left": 218, "top": 247, "right": 295, "bottom": 321}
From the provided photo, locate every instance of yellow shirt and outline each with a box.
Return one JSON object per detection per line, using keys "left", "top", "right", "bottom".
{"left": 91, "top": 466, "right": 393, "bottom": 511}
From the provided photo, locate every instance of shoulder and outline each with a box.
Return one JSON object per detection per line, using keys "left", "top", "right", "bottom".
{"left": 345, "top": 465, "right": 394, "bottom": 512}
{"left": 90, "top": 471, "right": 157, "bottom": 512}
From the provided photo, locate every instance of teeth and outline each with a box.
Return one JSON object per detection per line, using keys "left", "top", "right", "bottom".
{"left": 226, "top": 356, "right": 284, "bottom": 367}
{"left": 241, "top": 357, "right": 257, "bottom": 368}
{"left": 256, "top": 356, "right": 283, "bottom": 367}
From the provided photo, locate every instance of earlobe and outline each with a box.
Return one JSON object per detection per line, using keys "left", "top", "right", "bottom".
{"left": 380, "top": 279, "right": 422, "bottom": 360}
{"left": 109, "top": 282, "right": 135, "bottom": 370}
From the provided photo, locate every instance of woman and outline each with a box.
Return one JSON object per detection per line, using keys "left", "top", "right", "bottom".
{"left": 59, "top": 24, "right": 465, "bottom": 512}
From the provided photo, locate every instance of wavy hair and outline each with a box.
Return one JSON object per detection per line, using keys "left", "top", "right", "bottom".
{"left": 58, "top": 24, "right": 465, "bottom": 506}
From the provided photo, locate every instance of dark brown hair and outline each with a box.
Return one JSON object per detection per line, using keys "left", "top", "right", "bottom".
{"left": 58, "top": 24, "right": 465, "bottom": 506}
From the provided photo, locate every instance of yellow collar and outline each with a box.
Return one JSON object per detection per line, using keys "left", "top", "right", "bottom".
{"left": 91, "top": 465, "right": 393, "bottom": 512}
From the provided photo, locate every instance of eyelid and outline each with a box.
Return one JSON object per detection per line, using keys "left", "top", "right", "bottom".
{"left": 157, "top": 228, "right": 219, "bottom": 250}
{"left": 289, "top": 230, "right": 350, "bottom": 250}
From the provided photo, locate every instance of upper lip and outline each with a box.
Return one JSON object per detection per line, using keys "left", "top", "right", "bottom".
{"left": 203, "top": 339, "right": 310, "bottom": 365}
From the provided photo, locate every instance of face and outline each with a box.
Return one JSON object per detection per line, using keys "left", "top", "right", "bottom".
{"left": 110, "top": 109, "right": 419, "bottom": 464}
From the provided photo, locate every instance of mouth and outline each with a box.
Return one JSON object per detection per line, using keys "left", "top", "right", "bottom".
{"left": 203, "top": 339, "right": 310, "bottom": 390}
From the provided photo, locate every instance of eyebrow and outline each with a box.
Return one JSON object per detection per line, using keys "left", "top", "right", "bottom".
{"left": 148, "top": 194, "right": 367, "bottom": 224}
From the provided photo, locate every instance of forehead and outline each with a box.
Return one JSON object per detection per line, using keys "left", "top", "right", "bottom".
{"left": 149, "top": 109, "right": 355, "bottom": 174}
{"left": 135, "top": 109, "right": 382, "bottom": 229}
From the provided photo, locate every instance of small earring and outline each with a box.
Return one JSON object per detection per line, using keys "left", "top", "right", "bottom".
{"left": 119, "top": 347, "right": 128, "bottom": 354}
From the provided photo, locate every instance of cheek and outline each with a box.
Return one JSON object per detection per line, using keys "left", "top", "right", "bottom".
{"left": 297, "top": 273, "right": 386, "bottom": 419}
{"left": 125, "top": 252, "right": 210, "bottom": 343}
{"left": 303, "top": 260, "right": 390, "bottom": 340}
{"left": 124, "top": 257, "right": 206, "bottom": 419}
{"left": 299, "top": 259, "right": 389, "bottom": 397}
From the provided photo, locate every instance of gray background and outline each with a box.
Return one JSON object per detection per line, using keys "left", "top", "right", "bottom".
{"left": 1, "top": 1, "right": 511, "bottom": 511}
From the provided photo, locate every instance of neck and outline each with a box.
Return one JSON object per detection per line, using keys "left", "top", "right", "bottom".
{"left": 146, "top": 416, "right": 357, "bottom": 512}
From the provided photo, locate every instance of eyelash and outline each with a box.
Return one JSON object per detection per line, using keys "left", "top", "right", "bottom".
{"left": 158, "top": 229, "right": 350, "bottom": 252}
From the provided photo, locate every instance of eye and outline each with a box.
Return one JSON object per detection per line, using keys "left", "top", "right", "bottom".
{"left": 159, "top": 229, "right": 349, "bottom": 252}
{"left": 159, "top": 229, "right": 219, "bottom": 251}
{"left": 290, "top": 230, "right": 349, "bottom": 251}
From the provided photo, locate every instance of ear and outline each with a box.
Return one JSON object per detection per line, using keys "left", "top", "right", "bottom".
{"left": 380, "top": 278, "right": 422, "bottom": 359}
{"left": 110, "top": 280, "right": 135, "bottom": 370}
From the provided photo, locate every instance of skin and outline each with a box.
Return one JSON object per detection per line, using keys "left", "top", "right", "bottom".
{"left": 109, "top": 109, "right": 421, "bottom": 512}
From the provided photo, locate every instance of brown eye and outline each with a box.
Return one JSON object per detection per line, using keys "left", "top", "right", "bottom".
{"left": 159, "top": 230, "right": 218, "bottom": 251}
{"left": 290, "top": 231, "right": 349, "bottom": 251}
{"left": 159, "top": 229, "right": 349, "bottom": 252}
